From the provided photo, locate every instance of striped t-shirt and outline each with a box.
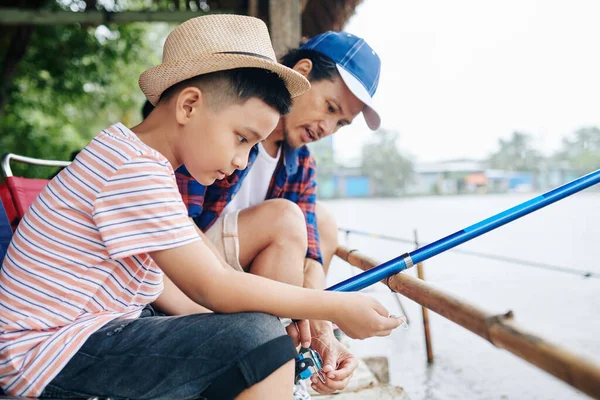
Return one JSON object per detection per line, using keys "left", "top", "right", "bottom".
{"left": 0, "top": 123, "right": 200, "bottom": 397}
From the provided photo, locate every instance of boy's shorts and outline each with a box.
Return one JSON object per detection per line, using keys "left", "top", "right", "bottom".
{"left": 40, "top": 305, "right": 296, "bottom": 399}
{"left": 205, "top": 210, "right": 244, "bottom": 271}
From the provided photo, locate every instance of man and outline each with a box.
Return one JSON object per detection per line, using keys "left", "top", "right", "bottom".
{"left": 175, "top": 31, "right": 382, "bottom": 395}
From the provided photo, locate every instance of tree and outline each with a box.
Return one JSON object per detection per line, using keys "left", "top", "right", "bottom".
{"left": 552, "top": 126, "right": 600, "bottom": 173}
{"left": 360, "top": 129, "right": 412, "bottom": 197}
{"left": 487, "top": 131, "right": 543, "bottom": 172}
{"left": 0, "top": 2, "right": 166, "bottom": 178}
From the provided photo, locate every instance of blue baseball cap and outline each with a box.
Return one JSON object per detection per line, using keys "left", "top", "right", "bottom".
{"left": 300, "top": 31, "right": 381, "bottom": 130}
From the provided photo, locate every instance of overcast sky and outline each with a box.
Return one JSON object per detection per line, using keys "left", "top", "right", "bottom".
{"left": 333, "top": 0, "right": 600, "bottom": 163}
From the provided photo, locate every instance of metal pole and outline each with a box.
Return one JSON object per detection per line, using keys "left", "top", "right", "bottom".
{"left": 328, "top": 168, "right": 600, "bottom": 292}
{"left": 414, "top": 229, "right": 434, "bottom": 363}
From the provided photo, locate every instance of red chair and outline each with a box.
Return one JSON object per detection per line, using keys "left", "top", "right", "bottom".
{"left": 0, "top": 189, "right": 12, "bottom": 264}
{"left": 1, "top": 153, "right": 71, "bottom": 230}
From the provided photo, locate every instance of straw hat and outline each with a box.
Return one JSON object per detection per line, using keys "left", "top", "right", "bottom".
{"left": 139, "top": 14, "right": 311, "bottom": 105}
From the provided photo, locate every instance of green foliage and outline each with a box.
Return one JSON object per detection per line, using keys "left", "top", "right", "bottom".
{"left": 0, "top": 17, "right": 166, "bottom": 178}
{"left": 552, "top": 126, "right": 600, "bottom": 173}
{"left": 360, "top": 129, "right": 412, "bottom": 197}
{"left": 487, "top": 131, "right": 543, "bottom": 172}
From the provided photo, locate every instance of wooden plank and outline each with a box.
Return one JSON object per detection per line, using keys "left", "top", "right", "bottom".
{"left": 318, "top": 385, "right": 410, "bottom": 400}
{"left": 0, "top": 8, "right": 232, "bottom": 25}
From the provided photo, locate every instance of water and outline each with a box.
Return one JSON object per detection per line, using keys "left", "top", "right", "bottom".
{"left": 323, "top": 192, "right": 600, "bottom": 400}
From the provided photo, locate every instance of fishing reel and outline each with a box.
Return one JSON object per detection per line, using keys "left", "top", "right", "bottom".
{"left": 295, "top": 347, "right": 326, "bottom": 384}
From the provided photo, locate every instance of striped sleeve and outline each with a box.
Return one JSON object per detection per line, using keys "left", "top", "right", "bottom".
{"left": 92, "top": 155, "right": 200, "bottom": 259}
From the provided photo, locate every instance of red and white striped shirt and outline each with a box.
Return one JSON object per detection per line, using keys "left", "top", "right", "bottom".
{"left": 0, "top": 123, "right": 199, "bottom": 397}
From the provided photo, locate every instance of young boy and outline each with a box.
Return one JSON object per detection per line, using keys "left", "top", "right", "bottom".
{"left": 175, "top": 31, "right": 382, "bottom": 394}
{"left": 0, "top": 15, "right": 400, "bottom": 399}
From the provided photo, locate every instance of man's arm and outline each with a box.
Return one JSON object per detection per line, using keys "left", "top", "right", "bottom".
{"left": 295, "top": 158, "right": 359, "bottom": 394}
{"left": 295, "top": 156, "right": 323, "bottom": 265}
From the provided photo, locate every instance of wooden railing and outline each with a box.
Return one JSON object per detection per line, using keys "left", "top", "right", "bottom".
{"left": 335, "top": 246, "right": 600, "bottom": 399}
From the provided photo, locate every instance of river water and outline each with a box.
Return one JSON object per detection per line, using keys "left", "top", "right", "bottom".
{"left": 324, "top": 192, "right": 600, "bottom": 400}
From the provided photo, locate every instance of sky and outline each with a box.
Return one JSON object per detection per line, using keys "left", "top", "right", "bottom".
{"left": 333, "top": 0, "right": 600, "bottom": 163}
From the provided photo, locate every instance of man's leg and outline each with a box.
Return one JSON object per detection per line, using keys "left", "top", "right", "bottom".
{"left": 236, "top": 199, "right": 308, "bottom": 286}
{"left": 315, "top": 201, "right": 339, "bottom": 275}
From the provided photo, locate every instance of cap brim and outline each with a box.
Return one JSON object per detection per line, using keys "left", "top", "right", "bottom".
{"left": 140, "top": 54, "right": 311, "bottom": 105}
{"left": 336, "top": 65, "right": 381, "bottom": 130}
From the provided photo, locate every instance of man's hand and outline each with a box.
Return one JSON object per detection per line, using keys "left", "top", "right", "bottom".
{"left": 286, "top": 319, "right": 312, "bottom": 349}
{"left": 308, "top": 320, "right": 358, "bottom": 394}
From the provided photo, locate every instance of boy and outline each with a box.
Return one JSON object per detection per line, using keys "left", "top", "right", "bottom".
{"left": 175, "top": 31, "right": 382, "bottom": 394}
{"left": 0, "top": 15, "right": 400, "bottom": 399}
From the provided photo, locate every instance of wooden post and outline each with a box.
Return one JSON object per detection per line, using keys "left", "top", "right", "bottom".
{"left": 414, "top": 229, "right": 434, "bottom": 364}
{"left": 248, "top": 0, "right": 258, "bottom": 17}
{"left": 268, "top": 0, "right": 301, "bottom": 58}
{"left": 335, "top": 246, "right": 600, "bottom": 399}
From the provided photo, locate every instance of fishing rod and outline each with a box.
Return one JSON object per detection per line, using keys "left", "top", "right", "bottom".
{"left": 328, "top": 168, "right": 600, "bottom": 292}
{"left": 338, "top": 227, "right": 600, "bottom": 279}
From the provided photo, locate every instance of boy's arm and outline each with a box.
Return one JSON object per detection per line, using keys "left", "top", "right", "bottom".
{"left": 150, "top": 239, "right": 334, "bottom": 319}
{"left": 190, "top": 218, "right": 232, "bottom": 269}
{"left": 152, "top": 220, "right": 235, "bottom": 315}
{"left": 153, "top": 274, "right": 212, "bottom": 315}
{"left": 150, "top": 239, "right": 401, "bottom": 340}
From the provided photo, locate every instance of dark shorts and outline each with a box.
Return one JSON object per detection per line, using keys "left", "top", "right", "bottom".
{"left": 40, "top": 306, "right": 297, "bottom": 400}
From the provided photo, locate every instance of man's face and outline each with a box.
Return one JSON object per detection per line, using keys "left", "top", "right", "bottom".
{"left": 177, "top": 92, "right": 279, "bottom": 185}
{"left": 282, "top": 73, "right": 365, "bottom": 149}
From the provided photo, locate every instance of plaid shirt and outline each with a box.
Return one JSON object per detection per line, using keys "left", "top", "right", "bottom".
{"left": 176, "top": 143, "right": 322, "bottom": 264}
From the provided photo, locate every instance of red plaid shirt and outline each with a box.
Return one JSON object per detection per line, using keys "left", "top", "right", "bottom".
{"left": 176, "top": 143, "right": 322, "bottom": 264}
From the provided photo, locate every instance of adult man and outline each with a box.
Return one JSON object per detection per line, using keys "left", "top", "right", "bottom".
{"left": 176, "top": 31, "right": 382, "bottom": 395}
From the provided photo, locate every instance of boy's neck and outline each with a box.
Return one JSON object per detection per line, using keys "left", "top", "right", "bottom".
{"left": 130, "top": 111, "right": 181, "bottom": 170}
{"left": 262, "top": 119, "right": 284, "bottom": 157}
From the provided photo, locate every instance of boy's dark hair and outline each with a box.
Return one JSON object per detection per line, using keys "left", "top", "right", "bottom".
{"left": 142, "top": 100, "right": 154, "bottom": 119}
{"left": 280, "top": 48, "right": 339, "bottom": 82}
{"left": 159, "top": 68, "right": 292, "bottom": 115}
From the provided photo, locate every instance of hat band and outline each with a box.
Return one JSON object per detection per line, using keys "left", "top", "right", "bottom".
{"left": 216, "top": 51, "right": 274, "bottom": 62}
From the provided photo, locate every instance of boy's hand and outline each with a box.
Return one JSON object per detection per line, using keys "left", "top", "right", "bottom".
{"left": 309, "top": 321, "right": 358, "bottom": 394}
{"left": 333, "top": 293, "right": 401, "bottom": 339}
{"left": 286, "top": 319, "right": 311, "bottom": 348}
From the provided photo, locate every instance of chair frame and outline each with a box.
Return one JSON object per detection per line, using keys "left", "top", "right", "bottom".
{"left": 1, "top": 153, "right": 71, "bottom": 178}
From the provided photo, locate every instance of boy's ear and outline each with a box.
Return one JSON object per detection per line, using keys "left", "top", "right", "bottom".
{"left": 293, "top": 58, "right": 313, "bottom": 79}
{"left": 175, "top": 87, "right": 203, "bottom": 125}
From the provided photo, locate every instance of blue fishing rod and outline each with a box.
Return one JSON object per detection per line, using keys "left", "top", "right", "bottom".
{"left": 328, "top": 168, "right": 600, "bottom": 292}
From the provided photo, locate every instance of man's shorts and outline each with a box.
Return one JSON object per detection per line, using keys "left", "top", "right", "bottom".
{"left": 205, "top": 210, "right": 244, "bottom": 271}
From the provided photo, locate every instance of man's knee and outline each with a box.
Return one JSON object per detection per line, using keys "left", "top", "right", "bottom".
{"left": 266, "top": 199, "right": 308, "bottom": 249}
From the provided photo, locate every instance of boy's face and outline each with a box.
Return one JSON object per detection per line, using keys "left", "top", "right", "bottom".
{"left": 282, "top": 69, "right": 365, "bottom": 149}
{"left": 176, "top": 90, "right": 279, "bottom": 185}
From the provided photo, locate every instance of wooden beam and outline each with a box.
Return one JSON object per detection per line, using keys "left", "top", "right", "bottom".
{"left": 0, "top": 8, "right": 233, "bottom": 25}
{"left": 335, "top": 246, "right": 600, "bottom": 400}
{"left": 268, "top": 0, "right": 300, "bottom": 58}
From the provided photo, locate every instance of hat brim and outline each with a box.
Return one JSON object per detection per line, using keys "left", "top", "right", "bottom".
{"left": 336, "top": 65, "right": 381, "bottom": 130}
{"left": 139, "top": 53, "right": 311, "bottom": 105}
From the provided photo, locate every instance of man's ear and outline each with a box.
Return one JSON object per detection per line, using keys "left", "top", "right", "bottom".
{"left": 293, "top": 58, "right": 313, "bottom": 79}
{"left": 175, "top": 87, "right": 203, "bottom": 125}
